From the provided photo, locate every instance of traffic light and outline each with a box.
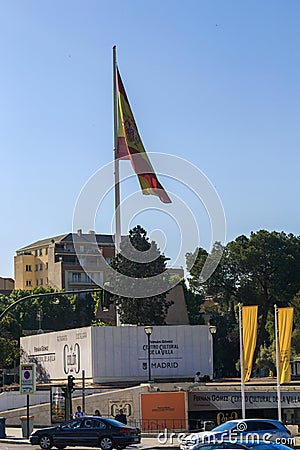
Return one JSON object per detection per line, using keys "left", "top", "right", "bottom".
{"left": 67, "top": 375, "right": 75, "bottom": 394}
{"left": 61, "top": 386, "right": 68, "bottom": 398}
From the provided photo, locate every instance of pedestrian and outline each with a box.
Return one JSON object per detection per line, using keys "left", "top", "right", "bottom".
{"left": 94, "top": 409, "right": 101, "bottom": 416}
{"left": 73, "top": 405, "right": 85, "bottom": 418}
{"left": 115, "top": 408, "right": 127, "bottom": 424}
{"left": 194, "top": 371, "right": 201, "bottom": 382}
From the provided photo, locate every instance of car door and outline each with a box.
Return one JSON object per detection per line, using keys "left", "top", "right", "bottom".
{"left": 79, "top": 418, "right": 107, "bottom": 446}
{"left": 54, "top": 419, "right": 83, "bottom": 446}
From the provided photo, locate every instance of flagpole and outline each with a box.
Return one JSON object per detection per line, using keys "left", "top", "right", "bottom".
{"left": 238, "top": 304, "right": 246, "bottom": 419}
{"left": 113, "top": 45, "right": 121, "bottom": 254}
{"left": 113, "top": 45, "right": 121, "bottom": 326}
{"left": 274, "top": 304, "right": 282, "bottom": 421}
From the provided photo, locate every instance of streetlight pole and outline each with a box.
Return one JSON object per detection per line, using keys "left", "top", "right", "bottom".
{"left": 209, "top": 325, "right": 217, "bottom": 379}
{"left": 144, "top": 326, "right": 153, "bottom": 382}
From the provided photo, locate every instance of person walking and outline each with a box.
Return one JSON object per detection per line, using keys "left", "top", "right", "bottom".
{"left": 115, "top": 408, "right": 127, "bottom": 424}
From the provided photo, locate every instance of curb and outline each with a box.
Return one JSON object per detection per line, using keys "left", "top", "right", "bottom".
{"left": 0, "top": 438, "right": 179, "bottom": 448}
{"left": 0, "top": 438, "right": 29, "bottom": 445}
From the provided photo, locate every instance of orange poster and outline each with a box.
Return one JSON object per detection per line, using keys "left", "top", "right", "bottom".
{"left": 141, "top": 392, "right": 186, "bottom": 431}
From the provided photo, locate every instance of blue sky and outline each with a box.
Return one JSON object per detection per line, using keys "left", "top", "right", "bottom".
{"left": 1, "top": 0, "right": 300, "bottom": 278}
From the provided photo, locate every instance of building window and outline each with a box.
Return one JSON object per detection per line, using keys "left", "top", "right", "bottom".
{"left": 46, "top": 277, "right": 48, "bottom": 285}
{"left": 72, "top": 273, "right": 81, "bottom": 282}
{"left": 25, "top": 265, "right": 32, "bottom": 272}
{"left": 39, "top": 249, "right": 43, "bottom": 256}
{"left": 45, "top": 262, "right": 48, "bottom": 270}
{"left": 26, "top": 280, "right": 32, "bottom": 286}
{"left": 40, "top": 279, "right": 43, "bottom": 286}
{"left": 35, "top": 250, "right": 38, "bottom": 256}
{"left": 36, "top": 280, "right": 38, "bottom": 286}
{"left": 35, "top": 264, "right": 38, "bottom": 271}
{"left": 45, "top": 248, "right": 48, "bottom": 255}
{"left": 40, "top": 263, "right": 43, "bottom": 271}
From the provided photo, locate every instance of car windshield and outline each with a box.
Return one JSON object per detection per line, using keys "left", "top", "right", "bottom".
{"left": 212, "top": 422, "right": 238, "bottom": 432}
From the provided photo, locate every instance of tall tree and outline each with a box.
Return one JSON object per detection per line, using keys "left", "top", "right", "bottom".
{"left": 110, "top": 225, "right": 172, "bottom": 325}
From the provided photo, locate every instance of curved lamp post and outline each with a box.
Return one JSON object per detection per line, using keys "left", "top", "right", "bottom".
{"left": 144, "top": 326, "right": 153, "bottom": 382}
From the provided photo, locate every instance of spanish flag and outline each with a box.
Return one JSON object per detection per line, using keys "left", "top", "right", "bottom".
{"left": 116, "top": 68, "right": 171, "bottom": 204}
{"left": 278, "top": 307, "right": 293, "bottom": 384}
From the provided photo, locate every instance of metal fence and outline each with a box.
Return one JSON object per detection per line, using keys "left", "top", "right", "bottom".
{"left": 127, "top": 418, "right": 216, "bottom": 433}
{"left": 127, "top": 418, "right": 187, "bottom": 432}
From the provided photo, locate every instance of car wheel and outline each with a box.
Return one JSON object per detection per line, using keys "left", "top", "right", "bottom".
{"left": 39, "top": 434, "right": 53, "bottom": 450}
{"left": 99, "top": 436, "right": 114, "bottom": 450}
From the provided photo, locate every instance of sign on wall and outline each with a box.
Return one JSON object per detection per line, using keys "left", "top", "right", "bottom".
{"left": 20, "top": 327, "right": 92, "bottom": 381}
{"left": 20, "top": 363, "right": 36, "bottom": 394}
{"left": 141, "top": 392, "right": 186, "bottom": 431}
{"left": 108, "top": 399, "right": 133, "bottom": 419}
{"left": 189, "top": 391, "right": 300, "bottom": 411}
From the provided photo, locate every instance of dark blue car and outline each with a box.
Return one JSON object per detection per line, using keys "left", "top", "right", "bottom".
{"left": 29, "top": 416, "right": 141, "bottom": 450}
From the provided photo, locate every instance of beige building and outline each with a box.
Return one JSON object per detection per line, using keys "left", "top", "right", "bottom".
{"left": 0, "top": 276, "right": 14, "bottom": 295}
{"left": 14, "top": 230, "right": 115, "bottom": 291}
{"left": 15, "top": 232, "right": 190, "bottom": 325}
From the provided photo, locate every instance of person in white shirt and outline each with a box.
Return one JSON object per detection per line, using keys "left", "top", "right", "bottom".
{"left": 194, "top": 371, "right": 201, "bottom": 382}
{"left": 73, "top": 405, "right": 85, "bottom": 418}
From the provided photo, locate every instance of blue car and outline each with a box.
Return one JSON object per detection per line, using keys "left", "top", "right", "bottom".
{"left": 180, "top": 419, "right": 293, "bottom": 450}
{"left": 180, "top": 442, "right": 294, "bottom": 450}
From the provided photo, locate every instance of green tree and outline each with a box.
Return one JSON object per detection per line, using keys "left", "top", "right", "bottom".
{"left": 182, "top": 283, "right": 204, "bottom": 325}
{"left": 9, "top": 287, "right": 75, "bottom": 336}
{"left": 70, "top": 292, "right": 98, "bottom": 328}
{"left": 186, "top": 230, "right": 300, "bottom": 373}
{"left": 110, "top": 225, "right": 172, "bottom": 325}
{"left": 255, "top": 343, "right": 276, "bottom": 377}
{"left": 0, "top": 295, "right": 22, "bottom": 372}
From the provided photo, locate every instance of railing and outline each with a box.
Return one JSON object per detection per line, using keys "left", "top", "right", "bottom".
{"left": 127, "top": 418, "right": 216, "bottom": 433}
{"left": 127, "top": 418, "right": 187, "bottom": 432}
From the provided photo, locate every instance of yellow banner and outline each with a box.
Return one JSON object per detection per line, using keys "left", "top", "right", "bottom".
{"left": 278, "top": 307, "right": 293, "bottom": 384}
{"left": 242, "top": 306, "right": 258, "bottom": 382}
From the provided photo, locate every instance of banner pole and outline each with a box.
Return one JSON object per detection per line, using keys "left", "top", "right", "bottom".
{"left": 274, "top": 305, "right": 282, "bottom": 421}
{"left": 239, "top": 304, "right": 246, "bottom": 419}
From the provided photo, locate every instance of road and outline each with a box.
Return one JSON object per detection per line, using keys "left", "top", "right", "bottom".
{"left": 0, "top": 446, "right": 173, "bottom": 450}
{"left": 0, "top": 447, "right": 91, "bottom": 450}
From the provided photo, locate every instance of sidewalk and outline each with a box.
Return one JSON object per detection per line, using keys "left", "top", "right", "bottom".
{"left": 0, "top": 427, "right": 179, "bottom": 448}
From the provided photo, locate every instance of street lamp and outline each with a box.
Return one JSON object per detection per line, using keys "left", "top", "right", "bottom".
{"left": 36, "top": 310, "right": 44, "bottom": 334}
{"left": 209, "top": 325, "right": 217, "bottom": 379}
{"left": 144, "top": 326, "right": 153, "bottom": 382}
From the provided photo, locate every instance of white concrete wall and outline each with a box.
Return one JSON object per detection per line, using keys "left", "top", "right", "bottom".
{"left": 20, "top": 325, "right": 213, "bottom": 383}
{"left": 0, "top": 385, "right": 149, "bottom": 427}
{"left": 0, "top": 391, "right": 49, "bottom": 411}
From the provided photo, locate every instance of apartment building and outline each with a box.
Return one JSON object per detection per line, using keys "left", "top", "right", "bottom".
{"left": 14, "top": 230, "right": 115, "bottom": 291}
{"left": 0, "top": 277, "right": 14, "bottom": 295}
